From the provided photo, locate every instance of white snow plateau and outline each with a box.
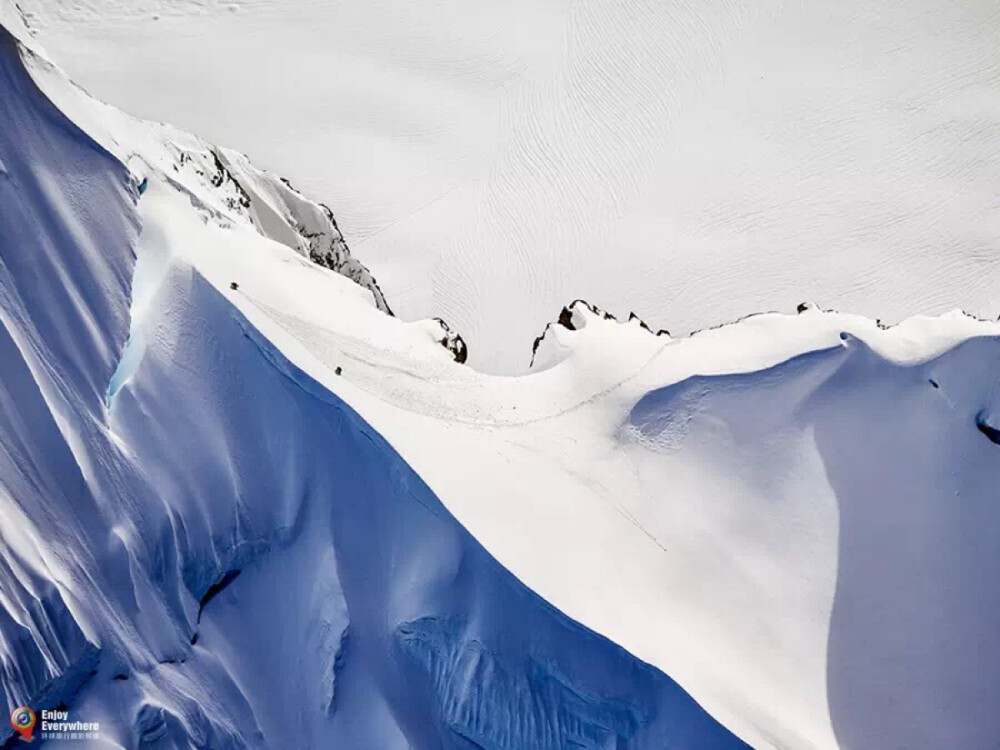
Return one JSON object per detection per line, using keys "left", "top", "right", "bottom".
{"left": 15, "top": 0, "right": 1000, "bottom": 373}
{"left": 1, "top": 2, "right": 1000, "bottom": 749}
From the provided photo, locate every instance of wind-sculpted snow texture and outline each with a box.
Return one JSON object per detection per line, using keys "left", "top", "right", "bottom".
{"left": 19, "top": 0, "right": 1000, "bottom": 373}
{"left": 624, "top": 336, "right": 1000, "bottom": 749}
{"left": 7, "top": 4, "right": 1000, "bottom": 748}
{"left": 0, "top": 24, "right": 135, "bottom": 721}
{"left": 0, "top": 27, "right": 746, "bottom": 748}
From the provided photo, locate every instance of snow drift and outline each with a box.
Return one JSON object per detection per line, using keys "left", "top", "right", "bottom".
{"left": 0, "top": 17, "right": 743, "bottom": 750}
{"left": 3, "top": 5, "right": 1000, "bottom": 749}
{"left": 16, "top": 0, "right": 1000, "bottom": 372}
{"left": 623, "top": 332, "right": 1000, "bottom": 749}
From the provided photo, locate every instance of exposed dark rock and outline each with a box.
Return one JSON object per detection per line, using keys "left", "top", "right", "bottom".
{"left": 558, "top": 307, "right": 576, "bottom": 330}
{"left": 433, "top": 318, "right": 468, "bottom": 364}
{"left": 209, "top": 148, "right": 251, "bottom": 209}
{"left": 629, "top": 312, "right": 652, "bottom": 332}
{"left": 197, "top": 569, "right": 241, "bottom": 624}
{"left": 530, "top": 299, "right": 669, "bottom": 368}
{"left": 975, "top": 410, "right": 1000, "bottom": 446}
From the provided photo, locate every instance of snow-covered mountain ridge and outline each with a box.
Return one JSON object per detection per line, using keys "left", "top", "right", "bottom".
{"left": 7, "top": 8, "right": 479, "bottom": 369}
{"left": 5, "top": 2, "right": 393, "bottom": 311}
{"left": 0, "top": 11, "right": 743, "bottom": 748}
{"left": 3, "top": 5, "right": 1000, "bottom": 748}
{"left": 16, "top": 0, "right": 1000, "bottom": 373}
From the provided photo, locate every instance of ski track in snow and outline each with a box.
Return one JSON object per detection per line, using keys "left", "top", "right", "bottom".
{"left": 0, "top": 32, "right": 749, "bottom": 747}
{"left": 19, "top": 0, "right": 1000, "bottom": 372}
{"left": 6, "top": 2, "right": 1000, "bottom": 748}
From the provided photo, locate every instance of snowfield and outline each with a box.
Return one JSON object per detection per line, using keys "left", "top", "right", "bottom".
{"left": 3, "top": 3, "right": 1000, "bottom": 749}
{"left": 16, "top": 0, "right": 1000, "bottom": 372}
{"left": 2, "top": 17, "right": 744, "bottom": 748}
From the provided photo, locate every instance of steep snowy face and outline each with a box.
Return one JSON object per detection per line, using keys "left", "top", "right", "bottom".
{"left": 0, "top": 21, "right": 136, "bottom": 721}
{"left": 274, "top": 295, "right": 1000, "bottom": 750}
{"left": 0, "top": 20, "right": 745, "bottom": 750}
{"left": 622, "top": 333, "right": 1000, "bottom": 750}
{"left": 5, "top": 10, "right": 392, "bottom": 320}
{"left": 17, "top": 0, "right": 1000, "bottom": 372}
{"left": 5, "top": 5, "right": 1000, "bottom": 750}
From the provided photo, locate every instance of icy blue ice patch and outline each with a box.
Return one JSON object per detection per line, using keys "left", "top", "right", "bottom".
{"left": 106, "top": 330, "right": 146, "bottom": 401}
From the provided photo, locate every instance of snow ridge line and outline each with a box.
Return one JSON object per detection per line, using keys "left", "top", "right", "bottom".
{"left": 6, "top": 0, "right": 1000, "bottom": 377}
{"left": 3, "top": 13, "right": 394, "bottom": 318}
{"left": 530, "top": 297, "right": 1000, "bottom": 371}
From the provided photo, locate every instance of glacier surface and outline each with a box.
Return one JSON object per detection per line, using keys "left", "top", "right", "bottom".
{"left": 0, "top": 23, "right": 745, "bottom": 749}
{"left": 3, "top": 5, "right": 1000, "bottom": 749}
{"left": 16, "top": 0, "right": 1000, "bottom": 372}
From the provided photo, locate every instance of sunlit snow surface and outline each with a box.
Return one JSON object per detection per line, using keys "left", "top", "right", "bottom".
{"left": 4, "top": 5, "right": 1000, "bottom": 750}
{"left": 0, "top": 24, "right": 746, "bottom": 749}
{"left": 16, "top": 0, "right": 1000, "bottom": 372}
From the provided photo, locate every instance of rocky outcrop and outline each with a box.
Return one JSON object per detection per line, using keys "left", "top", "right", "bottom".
{"left": 530, "top": 299, "right": 669, "bottom": 368}
{"left": 214, "top": 149, "right": 393, "bottom": 315}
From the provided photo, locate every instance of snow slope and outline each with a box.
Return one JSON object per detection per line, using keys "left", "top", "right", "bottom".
{"left": 232, "top": 289, "right": 1000, "bottom": 749}
{"left": 5, "top": 5, "right": 1000, "bottom": 749}
{"left": 0, "top": 15, "right": 744, "bottom": 750}
{"left": 16, "top": 0, "right": 1000, "bottom": 372}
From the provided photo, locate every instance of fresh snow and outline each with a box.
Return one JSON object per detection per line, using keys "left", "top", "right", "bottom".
{"left": 16, "top": 0, "right": 1000, "bottom": 372}
{"left": 4, "top": 4, "right": 1000, "bottom": 749}
{"left": 0, "top": 25, "right": 746, "bottom": 749}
